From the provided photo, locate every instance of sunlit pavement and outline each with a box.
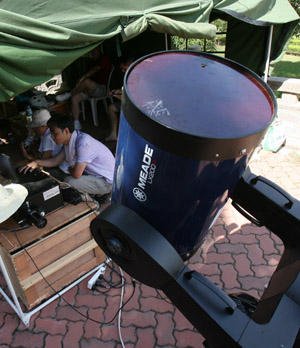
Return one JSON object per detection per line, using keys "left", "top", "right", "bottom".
{"left": 0, "top": 144, "right": 299, "bottom": 348}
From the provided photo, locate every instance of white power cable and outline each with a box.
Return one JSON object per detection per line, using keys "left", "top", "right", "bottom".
{"left": 118, "top": 266, "right": 126, "bottom": 348}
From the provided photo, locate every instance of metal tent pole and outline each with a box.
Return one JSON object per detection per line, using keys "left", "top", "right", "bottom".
{"left": 263, "top": 25, "right": 274, "bottom": 83}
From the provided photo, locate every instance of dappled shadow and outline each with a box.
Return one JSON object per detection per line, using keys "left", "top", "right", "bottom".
{"left": 187, "top": 200, "right": 284, "bottom": 301}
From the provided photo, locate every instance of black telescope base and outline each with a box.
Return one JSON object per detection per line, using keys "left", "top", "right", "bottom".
{"left": 90, "top": 171, "right": 300, "bottom": 348}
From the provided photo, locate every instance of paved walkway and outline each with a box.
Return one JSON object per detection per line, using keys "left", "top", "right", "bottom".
{"left": 1, "top": 145, "right": 300, "bottom": 348}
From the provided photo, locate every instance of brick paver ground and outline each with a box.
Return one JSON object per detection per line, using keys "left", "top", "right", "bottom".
{"left": 1, "top": 146, "right": 299, "bottom": 347}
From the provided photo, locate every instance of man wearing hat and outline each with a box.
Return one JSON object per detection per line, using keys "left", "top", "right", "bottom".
{"left": 21, "top": 109, "right": 62, "bottom": 161}
{"left": 20, "top": 109, "right": 68, "bottom": 179}
{"left": 20, "top": 113, "right": 115, "bottom": 198}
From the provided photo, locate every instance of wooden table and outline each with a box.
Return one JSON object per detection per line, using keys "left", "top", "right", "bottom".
{"left": 0, "top": 201, "right": 106, "bottom": 325}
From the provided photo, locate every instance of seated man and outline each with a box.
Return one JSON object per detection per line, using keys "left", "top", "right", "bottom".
{"left": 56, "top": 45, "right": 111, "bottom": 130}
{"left": 20, "top": 109, "right": 68, "bottom": 180}
{"left": 105, "top": 56, "right": 134, "bottom": 142}
{"left": 20, "top": 114, "right": 115, "bottom": 197}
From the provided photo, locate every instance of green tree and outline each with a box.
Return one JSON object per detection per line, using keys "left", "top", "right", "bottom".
{"left": 289, "top": 0, "right": 300, "bottom": 15}
{"left": 171, "top": 19, "right": 227, "bottom": 53}
{"left": 289, "top": 0, "right": 300, "bottom": 36}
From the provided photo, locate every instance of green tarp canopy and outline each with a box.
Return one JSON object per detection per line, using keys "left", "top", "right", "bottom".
{"left": 0, "top": 0, "right": 299, "bottom": 101}
{"left": 213, "top": 0, "right": 299, "bottom": 77}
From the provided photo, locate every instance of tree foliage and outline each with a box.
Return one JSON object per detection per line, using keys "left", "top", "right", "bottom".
{"left": 289, "top": 0, "right": 300, "bottom": 36}
{"left": 171, "top": 2, "right": 300, "bottom": 50}
{"left": 171, "top": 19, "right": 226, "bottom": 52}
{"left": 289, "top": 0, "right": 300, "bottom": 15}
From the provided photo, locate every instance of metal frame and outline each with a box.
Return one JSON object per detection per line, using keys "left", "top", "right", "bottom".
{"left": 263, "top": 25, "right": 274, "bottom": 83}
{"left": 0, "top": 257, "right": 107, "bottom": 326}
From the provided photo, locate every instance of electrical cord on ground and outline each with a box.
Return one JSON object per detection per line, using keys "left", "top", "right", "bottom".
{"left": 13, "top": 232, "right": 136, "bottom": 325}
{"left": 93, "top": 270, "right": 123, "bottom": 293}
{"left": 95, "top": 261, "right": 125, "bottom": 289}
{"left": 118, "top": 266, "right": 126, "bottom": 348}
{"left": 92, "top": 285, "right": 111, "bottom": 294}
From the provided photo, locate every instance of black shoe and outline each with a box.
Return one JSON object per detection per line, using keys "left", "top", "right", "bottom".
{"left": 93, "top": 192, "right": 112, "bottom": 205}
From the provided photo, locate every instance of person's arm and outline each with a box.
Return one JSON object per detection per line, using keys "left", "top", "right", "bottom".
{"left": 77, "top": 66, "right": 101, "bottom": 85}
{"left": 20, "top": 142, "right": 35, "bottom": 161}
{"left": 19, "top": 151, "right": 66, "bottom": 173}
{"left": 83, "top": 66, "right": 101, "bottom": 79}
{"left": 40, "top": 150, "right": 54, "bottom": 160}
{"left": 79, "top": 56, "right": 110, "bottom": 83}
{"left": 20, "top": 143, "right": 54, "bottom": 161}
{"left": 68, "top": 162, "right": 87, "bottom": 179}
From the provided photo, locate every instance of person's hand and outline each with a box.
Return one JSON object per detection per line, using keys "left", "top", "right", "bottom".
{"left": 110, "top": 89, "right": 122, "bottom": 100}
{"left": 19, "top": 161, "right": 39, "bottom": 174}
{"left": 111, "top": 89, "right": 122, "bottom": 95}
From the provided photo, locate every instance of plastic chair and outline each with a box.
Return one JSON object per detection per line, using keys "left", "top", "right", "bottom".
{"left": 81, "top": 65, "right": 114, "bottom": 126}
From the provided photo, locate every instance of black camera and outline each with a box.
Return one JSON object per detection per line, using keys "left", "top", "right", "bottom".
{"left": 13, "top": 201, "right": 47, "bottom": 229}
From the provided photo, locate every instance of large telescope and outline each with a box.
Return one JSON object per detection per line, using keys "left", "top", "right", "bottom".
{"left": 91, "top": 51, "right": 300, "bottom": 347}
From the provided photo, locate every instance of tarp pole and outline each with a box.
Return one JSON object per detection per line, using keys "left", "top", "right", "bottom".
{"left": 165, "top": 34, "right": 169, "bottom": 50}
{"left": 263, "top": 25, "right": 274, "bottom": 83}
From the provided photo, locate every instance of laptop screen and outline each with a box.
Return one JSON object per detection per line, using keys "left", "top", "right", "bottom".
{"left": 0, "top": 153, "right": 19, "bottom": 182}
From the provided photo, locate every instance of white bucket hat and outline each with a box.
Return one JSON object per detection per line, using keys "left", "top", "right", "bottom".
{"left": 30, "top": 109, "right": 51, "bottom": 128}
{"left": 0, "top": 184, "right": 28, "bottom": 223}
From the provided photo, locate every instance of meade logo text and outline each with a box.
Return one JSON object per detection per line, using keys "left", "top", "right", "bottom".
{"left": 138, "top": 144, "right": 155, "bottom": 190}
{"left": 133, "top": 144, "right": 157, "bottom": 202}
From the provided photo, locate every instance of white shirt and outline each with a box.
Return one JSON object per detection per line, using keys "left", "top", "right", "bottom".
{"left": 39, "top": 128, "right": 69, "bottom": 173}
{"left": 39, "top": 128, "right": 62, "bottom": 156}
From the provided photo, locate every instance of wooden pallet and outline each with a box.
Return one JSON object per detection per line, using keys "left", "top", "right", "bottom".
{"left": 0, "top": 202, "right": 105, "bottom": 309}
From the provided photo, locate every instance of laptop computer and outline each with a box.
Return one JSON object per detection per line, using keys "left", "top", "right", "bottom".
{"left": 0, "top": 153, "right": 47, "bottom": 184}
{"left": 0, "top": 153, "right": 64, "bottom": 216}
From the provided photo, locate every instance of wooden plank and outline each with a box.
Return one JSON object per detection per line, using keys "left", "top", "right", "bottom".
{"left": 94, "top": 246, "right": 106, "bottom": 264}
{"left": 0, "top": 202, "right": 97, "bottom": 253}
{"left": 12, "top": 253, "right": 32, "bottom": 280}
{"left": 24, "top": 256, "right": 99, "bottom": 309}
{"left": 25, "top": 250, "right": 96, "bottom": 298}
{"left": 0, "top": 245, "right": 27, "bottom": 305}
{"left": 0, "top": 201, "right": 103, "bottom": 310}
{"left": 21, "top": 239, "right": 98, "bottom": 290}
{"left": 13, "top": 213, "right": 95, "bottom": 280}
